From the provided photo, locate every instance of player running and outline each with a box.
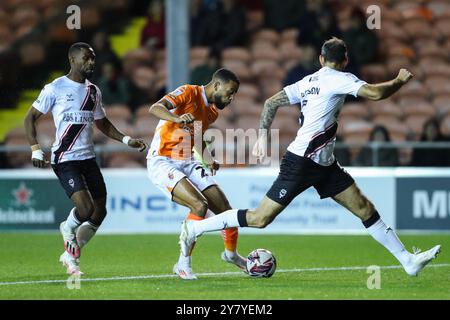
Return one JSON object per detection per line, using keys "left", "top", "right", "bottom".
{"left": 146, "top": 68, "right": 246, "bottom": 280}
{"left": 179, "top": 37, "right": 441, "bottom": 277}
{"left": 24, "top": 42, "right": 147, "bottom": 275}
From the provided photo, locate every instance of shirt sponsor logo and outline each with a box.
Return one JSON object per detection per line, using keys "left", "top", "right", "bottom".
{"left": 62, "top": 111, "right": 94, "bottom": 124}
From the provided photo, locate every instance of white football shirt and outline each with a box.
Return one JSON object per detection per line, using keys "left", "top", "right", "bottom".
{"left": 283, "top": 66, "right": 366, "bottom": 166}
{"left": 32, "top": 76, "right": 106, "bottom": 164}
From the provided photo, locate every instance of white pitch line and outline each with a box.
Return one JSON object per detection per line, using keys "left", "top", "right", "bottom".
{"left": 1, "top": 263, "right": 449, "bottom": 286}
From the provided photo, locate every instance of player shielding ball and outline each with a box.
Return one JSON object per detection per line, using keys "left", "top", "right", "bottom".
{"left": 179, "top": 37, "right": 441, "bottom": 277}
{"left": 146, "top": 68, "right": 246, "bottom": 280}
{"left": 24, "top": 42, "right": 147, "bottom": 275}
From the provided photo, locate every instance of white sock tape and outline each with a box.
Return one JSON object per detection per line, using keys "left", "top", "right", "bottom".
{"left": 122, "top": 135, "right": 131, "bottom": 145}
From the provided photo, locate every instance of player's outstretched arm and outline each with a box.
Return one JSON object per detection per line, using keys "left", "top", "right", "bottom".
{"left": 94, "top": 117, "right": 147, "bottom": 152}
{"left": 357, "top": 68, "right": 413, "bottom": 101}
{"left": 253, "top": 90, "right": 291, "bottom": 161}
{"left": 149, "top": 99, "right": 194, "bottom": 124}
{"left": 24, "top": 107, "right": 49, "bottom": 168}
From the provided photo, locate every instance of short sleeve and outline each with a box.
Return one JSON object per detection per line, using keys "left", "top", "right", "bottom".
{"left": 94, "top": 87, "right": 106, "bottom": 120}
{"left": 283, "top": 82, "right": 303, "bottom": 105}
{"left": 333, "top": 72, "right": 367, "bottom": 97}
{"left": 32, "top": 84, "right": 55, "bottom": 114}
{"left": 162, "top": 85, "right": 192, "bottom": 109}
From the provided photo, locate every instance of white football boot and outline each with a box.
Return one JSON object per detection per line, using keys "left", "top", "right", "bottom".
{"left": 403, "top": 245, "right": 441, "bottom": 276}
{"left": 179, "top": 220, "right": 197, "bottom": 257}
{"left": 59, "top": 251, "right": 83, "bottom": 275}
{"left": 59, "top": 221, "right": 81, "bottom": 258}
{"left": 221, "top": 251, "right": 247, "bottom": 273}
{"left": 173, "top": 257, "right": 198, "bottom": 280}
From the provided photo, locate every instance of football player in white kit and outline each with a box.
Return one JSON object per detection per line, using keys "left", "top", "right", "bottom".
{"left": 24, "top": 42, "right": 147, "bottom": 275}
{"left": 179, "top": 37, "right": 441, "bottom": 277}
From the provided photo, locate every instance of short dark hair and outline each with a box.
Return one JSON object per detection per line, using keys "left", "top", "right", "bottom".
{"left": 68, "top": 42, "right": 93, "bottom": 58}
{"left": 212, "top": 68, "right": 240, "bottom": 85}
{"left": 370, "top": 125, "right": 391, "bottom": 142}
{"left": 321, "top": 37, "right": 347, "bottom": 64}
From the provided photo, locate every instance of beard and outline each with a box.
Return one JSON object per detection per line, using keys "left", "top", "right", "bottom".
{"left": 82, "top": 69, "right": 94, "bottom": 79}
{"left": 214, "top": 94, "right": 227, "bottom": 109}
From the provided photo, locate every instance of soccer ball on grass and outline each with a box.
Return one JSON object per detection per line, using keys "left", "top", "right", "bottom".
{"left": 246, "top": 248, "right": 277, "bottom": 278}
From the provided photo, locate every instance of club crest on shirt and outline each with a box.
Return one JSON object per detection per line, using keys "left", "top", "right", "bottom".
{"left": 168, "top": 173, "right": 174, "bottom": 180}
{"left": 68, "top": 179, "right": 75, "bottom": 188}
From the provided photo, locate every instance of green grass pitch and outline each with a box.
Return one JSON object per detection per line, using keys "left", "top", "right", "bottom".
{"left": 0, "top": 233, "right": 449, "bottom": 299}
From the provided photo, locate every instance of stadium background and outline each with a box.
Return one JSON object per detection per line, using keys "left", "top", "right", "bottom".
{"left": 0, "top": 0, "right": 449, "bottom": 300}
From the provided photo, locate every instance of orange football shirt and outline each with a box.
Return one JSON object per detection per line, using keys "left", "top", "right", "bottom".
{"left": 149, "top": 85, "right": 219, "bottom": 160}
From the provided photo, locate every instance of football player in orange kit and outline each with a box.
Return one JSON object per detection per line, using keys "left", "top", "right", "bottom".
{"left": 146, "top": 68, "right": 245, "bottom": 279}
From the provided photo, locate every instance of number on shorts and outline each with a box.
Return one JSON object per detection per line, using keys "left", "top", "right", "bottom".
{"left": 195, "top": 166, "right": 208, "bottom": 178}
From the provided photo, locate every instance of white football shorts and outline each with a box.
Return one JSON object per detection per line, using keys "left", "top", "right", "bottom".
{"left": 147, "top": 155, "right": 217, "bottom": 199}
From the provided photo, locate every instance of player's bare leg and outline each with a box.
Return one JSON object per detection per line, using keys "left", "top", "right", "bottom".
{"left": 179, "top": 196, "right": 286, "bottom": 257}
{"left": 202, "top": 185, "right": 246, "bottom": 270}
{"left": 59, "top": 190, "right": 94, "bottom": 275}
{"left": 245, "top": 196, "right": 286, "bottom": 228}
{"left": 171, "top": 177, "right": 209, "bottom": 280}
{"left": 333, "top": 183, "right": 441, "bottom": 276}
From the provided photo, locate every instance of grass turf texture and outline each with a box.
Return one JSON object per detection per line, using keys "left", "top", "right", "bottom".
{"left": 0, "top": 233, "right": 449, "bottom": 299}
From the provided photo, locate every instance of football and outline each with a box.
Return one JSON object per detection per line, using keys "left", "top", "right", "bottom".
{"left": 246, "top": 248, "right": 277, "bottom": 278}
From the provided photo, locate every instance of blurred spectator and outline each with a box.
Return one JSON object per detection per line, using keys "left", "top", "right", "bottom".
{"left": 297, "top": 0, "right": 340, "bottom": 51}
{"left": 190, "top": 0, "right": 207, "bottom": 46}
{"left": 354, "top": 125, "right": 399, "bottom": 166}
{"left": 190, "top": 49, "right": 221, "bottom": 85}
{"left": 283, "top": 45, "right": 319, "bottom": 87}
{"left": 220, "top": 0, "right": 247, "bottom": 48}
{"left": 410, "top": 118, "right": 450, "bottom": 167}
{"left": 0, "top": 51, "right": 20, "bottom": 109}
{"left": 18, "top": 40, "right": 49, "bottom": 88}
{"left": 128, "top": 66, "right": 157, "bottom": 111}
{"left": 97, "top": 62, "right": 130, "bottom": 106}
{"left": 341, "top": 8, "right": 378, "bottom": 69}
{"left": 195, "top": 0, "right": 246, "bottom": 50}
{"left": 91, "top": 31, "right": 121, "bottom": 81}
{"left": 141, "top": 0, "right": 165, "bottom": 49}
{"left": 334, "top": 134, "right": 351, "bottom": 166}
{"left": 264, "top": 0, "right": 305, "bottom": 32}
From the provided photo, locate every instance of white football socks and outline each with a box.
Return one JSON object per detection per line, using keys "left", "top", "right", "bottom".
{"left": 178, "top": 254, "right": 192, "bottom": 267}
{"left": 64, "top": 207, "right": 81, "bottom": 232}
{"left": 366, "top": 218, "right": 411, "bottom": 266}
{"left": 205, "top": 210, "right": 238, "bottom": 258}
{"left": 224, "top": 249, "right": 237, "bottom": 259}
{"left": 76, "top": 221, "right": 99, "bottom": 248}
{"left": 192, "top": 209, "right": 240, "bottom": 236}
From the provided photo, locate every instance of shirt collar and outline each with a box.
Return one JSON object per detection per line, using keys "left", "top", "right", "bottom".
{"left": 201, "top": 86, "right": 209, "bottom": 107}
